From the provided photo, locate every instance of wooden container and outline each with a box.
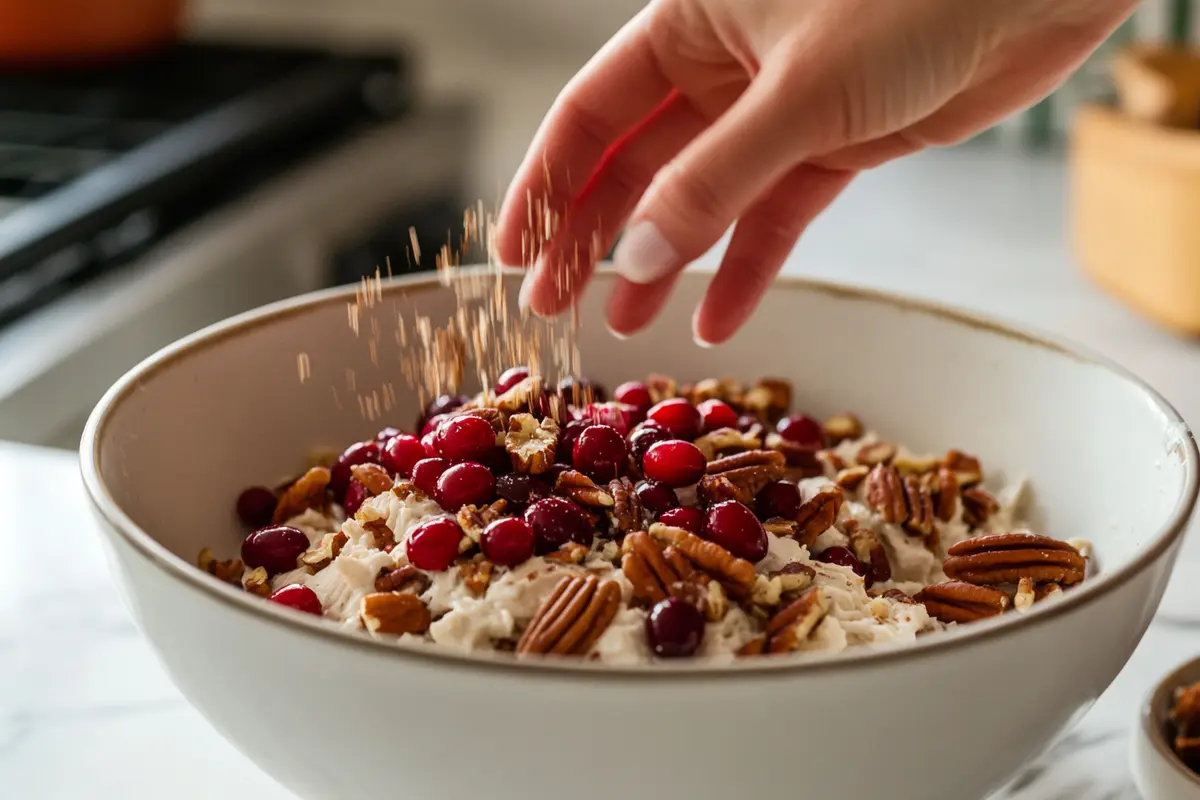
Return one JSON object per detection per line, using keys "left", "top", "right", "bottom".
{"left": 1069, "top": 103, "right": 1200, "bottom": 335}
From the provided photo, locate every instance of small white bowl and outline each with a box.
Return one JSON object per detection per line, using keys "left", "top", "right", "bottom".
{"left": 81, "top": 269, "right": 1199, "bottom": 800}
{"left": 1133, "top": 656, "right": 1200, "bottom": 798}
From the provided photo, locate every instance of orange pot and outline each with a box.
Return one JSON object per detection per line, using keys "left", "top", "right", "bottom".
{"left": 0, "top": 0, "right": 185, "bottom": 66}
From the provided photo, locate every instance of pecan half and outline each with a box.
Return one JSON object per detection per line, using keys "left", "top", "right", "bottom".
{"left": 457, "top": 499, "right": 510, "bottom": 543}
{"left": 460, "top": 407, "right": 507, "bottom": 435}
{"left": 198, "top": 548, "right": 244, "bottom": 585}
{"left": 822, "top": 413, "right": 863, "bottom": 444}
{"left": 741, "top": 378, "right": 792, "bottom": 422}
{"left": 835, "top": 465, "right": 870, "bottom": 491}
{"left": 300, "top": 531, "right": 349, "bottom": 573}
{"left": 622, "top": 531, "right": 690, "bottom": 606}
{"left": 943, "top": 450, "right": 983, "bottom": 486}
{"left": 737, "top": 636, "right": 767, "bottom": 657}
{"left": 555, "top": 470, "right": 614, "bottom": 508}
{"left": 864, "top": 464, "right": 908, "bottom": 525}
{"left": 914, "top": 581, "right": 1009, "bottom": 623}
{"left": 893, "top": 454, "right": 939, "bottom": 475}
{"left": 848, "top": 526, "right": 892, "bottom": 585}
{"left": 702, "top": 450, "right": 786, "bottom": 504}
{"left": 902, "top": 476, "right": 935, "bottom": 537}
{"left": 793, "top": 488, "right": 844, "bottom": 547}
{"left": 881, "top": 588, "right": 916, "bottom": 604}
{"left": 351, "top": 463, "right": 394, "bottom": 496}
{"left": 764, "top": 433, "right": 823, "bottom": 477}
{"left": 505, "top": 413, "right": 559, "bottom": 474}
{"left": 243, "top": 566, "right": 271, "bottom": 597}
{"left": 608, "top": 477, "right": 643, "bottom": 534}
{"left": 646, "top": 374, "right": 677, "bottom": 404}
{"left": 933, "top": 467, "right": 958, "bottom": 522}
{"left": 272, "top": 466, "right": 331, "bottom": 523}
{"left": 693, "top": 427, "right": 762, "bottom": 461}
{"left": 516, "top": 575, "right": 621, "bottom": 656}
{"left": 493, "top": 376, "right": 546, "bottom": 413}
{"left": 961, "top": 487, "right": 1000, "bottom": 527}
{"left": 544, "top": 542, "right": 590, "bottom": 565}
{"left": 686, "top": 377, "right": 744, "bottom": 407}
{"left": 374, "top": 564, "right": 431, "bottom": 594}
{"left": 459, "top": 558, "right": 494, "bottom": 597}
{"left": 649, "top": 523, "right": 756, "bottom": 600}
{"left": 765, "top": 587, "right": 829, "bottom": 653}
{"left": 361, "top": 592, "right": 431, "bottom": 635}
{"left": 856, "top": 442, "right": 897, "bottom": 467}
{"left": 943, "top": 533, "right": 1086, "bottom": 585}
{"left": 697, "top": 474, "right": 744, "bottom": 506}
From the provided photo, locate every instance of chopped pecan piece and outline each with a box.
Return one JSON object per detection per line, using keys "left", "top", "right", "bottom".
{"left": 836, "top": 464, "right": 870, "bottom": 491}
{"left": 856, "top": 442, "right": 897, "bottom": 467}
{"left": 685, "top": 377, "right": 744, "bottom": 407}
{"left": 1013, "top": 577, "right": 1035, "bottom": 612}
{"left": 961, "top": 487, "right": 1000, "bottom": 527}
{"left": 361, "top": 592, "right": 431, "bottom": 635}
{"left": 741, "top": 378, "right": 791, "bottom": 422}
{"left": 516, "top": 575, "right": 621, "bottom": 656}
{"left": 198, "top": 548, "right": 244, "bottom": 584}
{"left": 771, "top": 562, "right": 816, "bottom": 594}
{"left": 607, "top": 477, "right": 642, "bottom": 534}
{"left": 649, "top": 523, "right": 757, "bottom": 600}
{"left": 374, "top": 564, "right": 431, "bottom": 594}
{"left": 700, "top": 579, "right": 730, "bottom": 622}
{"left": 351, "top": 463, "right": 393, "bottom": 496}
{"left": 764, "top": 433, "right": 823, "bottom": 478}
{"left": 300, "top": 531, "right": 349, "bottom": 573}
{"left": 943, "top": 533, "right": 1086, "bottom": 586}
{"left": 554, "top": 470, "right": 614, "bottom": 508}
{"left": 693, "top": 427, "right": 762, "bottom": 461}
{"left": 763, "top": 517, "right": 799, "bottom": 537}
{"left": 391, "top": 479, "right": 425, "bottom": 501}
{"left": 881, "top": 588, "right": 916, "bottom": 604}
{"left": 751, "top": 574, "right": 784, "bottom": 608}
{"left": 864, "top": 464, "right": 908, "bottom": 525}
{"left": 544, "top": 542, "right": 590, "bottom": 565}
{"left": 793, "top": 488, "right": 844, "bottom": 547}
{"left": 460, "top": 407, "right": 507, "bottom": 435}
{"left": 848, "top": 526, "right": 892, "bottom": 585}
{"left": 737, "top": 636, "right": 767, "bottom": 657}
{"left": 494, "top": 376, "right": 546, "bottom": 413}
{"left": 622, "top": 531, "right": 689, "bottom": 606}
{"left": 1035, "top": 582, "right": 1063, "bottom": 601}
{"left": 765, "top": 587, "right": 829, "bottom": 653}
{"left": 456, "top": 499, "right": 510, "bottom": 543}
{"left": 243, "top": 566, "right": 271, "bottom": 597}
{"left": 933, "top": 467, "right": 958, "bottom": 522}
{"left": 943, "top": 450, "right": 983, "bottom": 486}
{"left": 902, "top": 476, "right": 935, "bottom": 537}
{"left": 646, "top": 374, "right": 677, "bottom": 404}
{"left": 459, "top": 558, "right": 495, "bottom": 597}
{"left": 505, "top": 413, "right": 559, "bottom": 474}
{"left": 822, "top": 413, "right": 863, "bottom": 444}
{"left": 893, "top": 453, "right": 939, "bottom": 475}
{"left": 272, "top": 466, "right": 331, "bottom": 523}
{"left": 360, "top": 518, "right": 395, "bottom": 550}
{"left": 914, "top": 581, "right": 1009, "bottom": 623}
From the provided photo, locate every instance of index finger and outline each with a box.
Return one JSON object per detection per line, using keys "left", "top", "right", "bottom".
{"left": 493, "top": 7, "right": 673, "bottom": 267}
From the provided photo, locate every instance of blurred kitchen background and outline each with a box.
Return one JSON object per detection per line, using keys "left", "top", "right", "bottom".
{"left": 0, "top": 0, "right": 1198, "bottom": 451}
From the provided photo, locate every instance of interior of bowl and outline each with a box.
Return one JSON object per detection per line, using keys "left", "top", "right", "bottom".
{"left": 85, "top": 268, "right": 1197, "bottom": 655}
{"left": 1146, "top": 657, "right": 1200, "bottom": 787}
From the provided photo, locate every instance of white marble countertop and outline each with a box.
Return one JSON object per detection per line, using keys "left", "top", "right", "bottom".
{"left": 4, "top": 145, "right": 1200, "bottom": 798}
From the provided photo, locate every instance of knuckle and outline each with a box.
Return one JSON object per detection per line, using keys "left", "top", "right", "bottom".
{"left": 654, "top": 162, "right": 730, "bottom": 232}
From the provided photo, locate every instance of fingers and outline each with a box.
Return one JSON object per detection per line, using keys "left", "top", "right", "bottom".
{"left": 519, "top": 90, "right": 711, "bottom": 317}
{"left": 493, "top": 7, "right": 673, "bottom": 268}
{"left": 611, "top": 53, "right": 829, "bottom": 287}
{"left": 692, "top": 164, "right": 855, "bottom": 345}
{"left": 605, "top": 272, "right": 682, "bottom": 338}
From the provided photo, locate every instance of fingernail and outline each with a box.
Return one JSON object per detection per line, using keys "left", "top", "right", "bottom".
{"left": 518, "top": 269, "right": 537, "bottom": 313}
{"left": 693, "top": 334, "right": 716, "bottom": 349}
{"left": 605, "top": 322, "right": 631, "bottom": 341}
{"left": 613, "top": 221, "right": 677, "bottom": 284}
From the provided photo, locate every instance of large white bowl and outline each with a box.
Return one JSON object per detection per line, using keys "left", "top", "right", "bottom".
{"left": 81, "top": 269, "right": 1198, "bottom": 800}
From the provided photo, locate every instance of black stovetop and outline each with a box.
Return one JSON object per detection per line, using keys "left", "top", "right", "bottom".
{"left": 0, "top": 40, "right": 412, "bottom": 326}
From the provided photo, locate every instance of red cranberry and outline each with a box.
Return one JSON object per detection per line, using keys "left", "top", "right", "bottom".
{"left": 628, "top": 421, "right": 673, "bottom": 463}
{"left": 573, "top": 424, "right": 628, "bottom": 481}
{"left": 659, "top": 506, "right": 704, "bottom": 533}
{"left": 381, "top": 434, "right": 426, "bottom": 477}
{"left": 421, "top": 413, "right": 453, "bottom": 437}
{"left": 406, "top": 516, "right": 465, "bottom": 571}
{"left": 420, "top": 431, "right": 440, "bottom": 458}
{"left": 242, "top": 525, "right": 309, "bottom": 576}
{"left": 647, "top": 398, "right": 701, "bottom": 440}
{"left": 330, "top": 441, "right": 380, "bottom": 496}
{"left": 557, "top": 419, "right": 595, "bottom": 464}
{"left": 412, "top": 457, "right": 451, "bottom": 495}
{"left": 558, "top": 375, "right": 607, "bottom": 403}
{"left": 436, "top": 415, "right": 497, "bottom": 462}
{"left": 235, "top": 486, "right": 277, "bottom": 528}
{"left": 481, "top": 517, "right": 536, "bottom": 566}
{"left": 494, "top": 366, "right": 530, "bottom": 394}
{"left": 645, "top": 597, "right": 705, "bottom": 658}
{"left": 614, "top": 381, "right": 652, "bottom": 411}
{"left": 736, "top": 414, "right": 762, "bottom": 433}
{"left": 702, "top": 500, "right": 768, "bottom": 562}
{"left": 269, "top": 583, "right": 322, "bottom": 615}
{"left": 423, "top": 393, "right": 468, "bottom": 422}
{"left": 375, "top": 426, "right": 403, "bottom": 442}
{"left": 697, "top": 399, "right": 739, "bottom": 432}
{"left": 777, "top": 415, "right": 825, "bottom": 449}
{"left": 495, "top": 473, "right": 551, "bottom": 507}
{"left": 635, "top": 480, "right": 679, "bottom": 513}
{"left": 436, "top": 462, "right": 495, "bottom": 511}
{"left": 642, "top": 440, "right": 707, "bottom": 487}
{"left": 524, "top": 497, "right": 594, "bottom": 552}
{"left": 818, "top": 546, "right": 870, "bottom": 587}
{"left": 582, "top": 401, "right": 642, "bottom": 436}
{"left": 343, "top": 480, "right": 370, "bottom": 516}
{"left": 756, "top": 481, "right": 802, "bottom": 520}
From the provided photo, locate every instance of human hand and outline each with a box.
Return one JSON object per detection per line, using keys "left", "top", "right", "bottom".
{"left": 493, "top": 0, "right": 1135, "bottom": 344}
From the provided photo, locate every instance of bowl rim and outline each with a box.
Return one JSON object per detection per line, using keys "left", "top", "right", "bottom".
{"left": 1141, "top": 656, "right": 1200, "bottom": 789}
{"left": 80, "top": 267, "right": 1200, "bottom": 679}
